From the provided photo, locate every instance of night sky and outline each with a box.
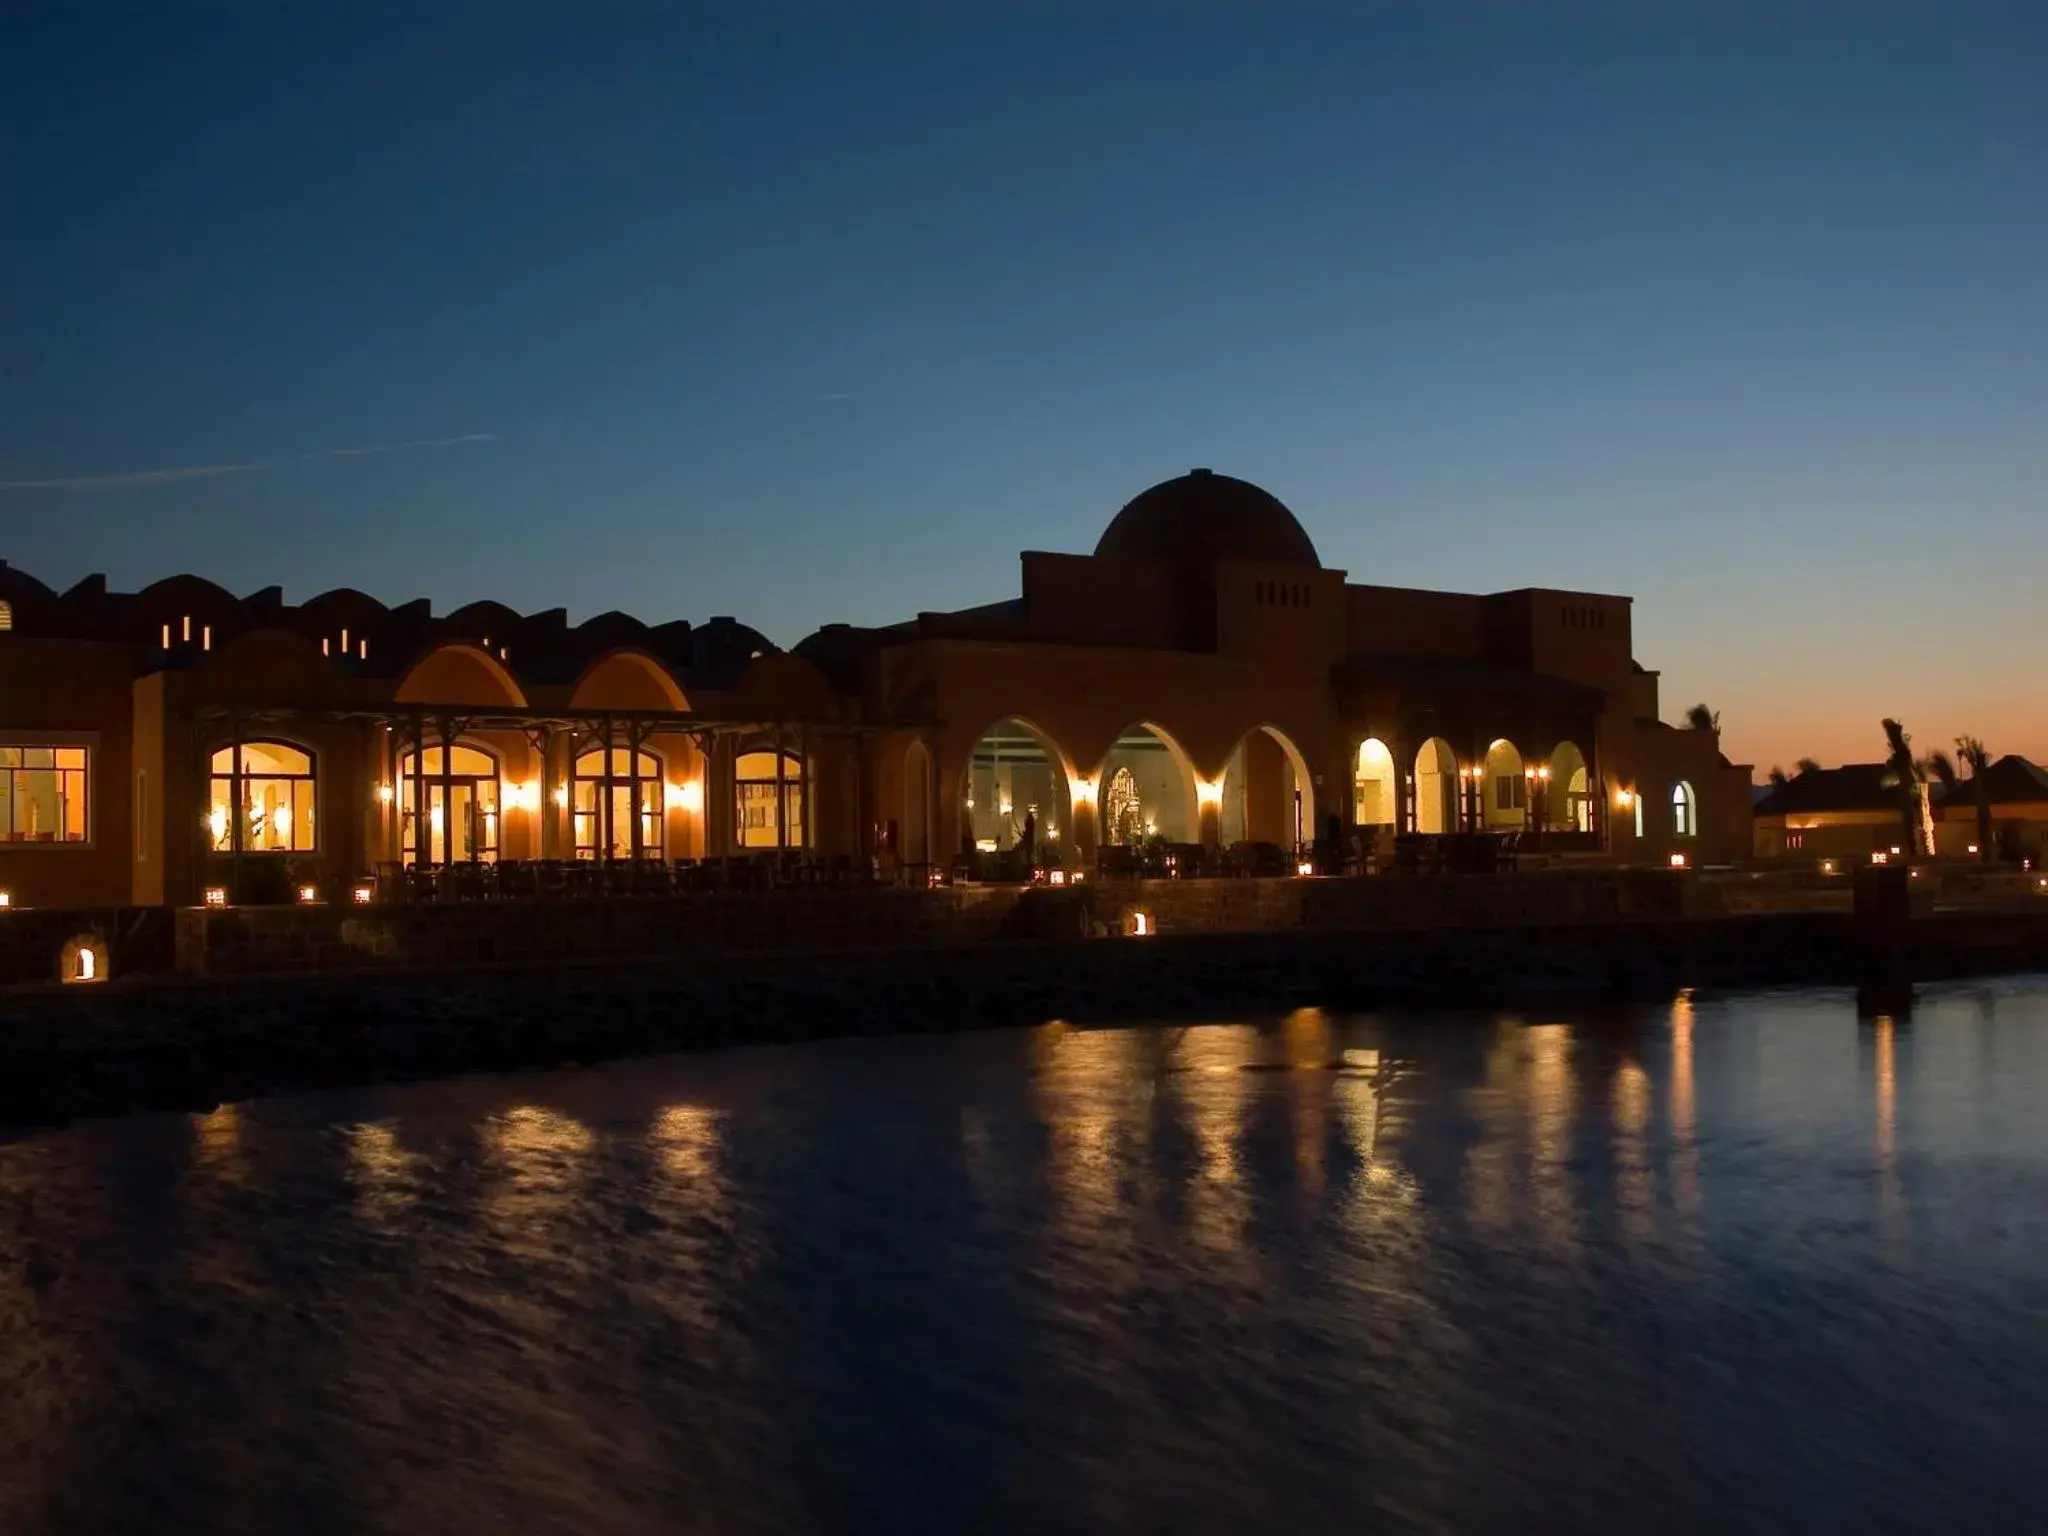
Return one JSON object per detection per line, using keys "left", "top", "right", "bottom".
{"left": 4, "top": 3, "right": 2043, "bottom": 773}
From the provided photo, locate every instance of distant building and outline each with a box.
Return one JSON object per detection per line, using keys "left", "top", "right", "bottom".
{"left": 1751, "top": 764, "right": 1912, "bottom": 861}
{"left": 0, "top": 470, "right": 1750, "bottom": 907}
{"left": 1754, "top": 755, "right": 2048, "bottom": 864}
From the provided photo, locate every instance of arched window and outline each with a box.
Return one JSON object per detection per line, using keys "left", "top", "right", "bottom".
{"left": 572, "top": 745, "right": 665, "bottom": 860}
{"left": 208, "top": 741, "right": 315, "bottom": 853}
{"left": 735, "top": 749, "right": 805, "bottom": 849}
{"left": 1103, "top": 764, "right": 1142, "bottom": 845}
{"left": 1672, "top": 780, "right": 1697, "bottom": 839}
{"left": 396, "top": 743, "right": 500, "bottom": 864}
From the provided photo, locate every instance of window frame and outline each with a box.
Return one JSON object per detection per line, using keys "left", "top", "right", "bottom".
{"left": 207, "top": 739, "right": 318, "bottom": 855}
{"left": 570, "top": 744, "right": 667, "bottom": 861}
{"left": 0, "top": 734, "right": 95, "bottom": 848}
{"left": 1672, "top": 780, "right": 1698, "bottom": 839}
{"left": 734, "top": 748, "right": 807, "bottom": 850}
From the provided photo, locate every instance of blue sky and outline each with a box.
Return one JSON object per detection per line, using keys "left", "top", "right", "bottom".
{"left": 3, "top": 2, "right": 2043, "bottom": 770}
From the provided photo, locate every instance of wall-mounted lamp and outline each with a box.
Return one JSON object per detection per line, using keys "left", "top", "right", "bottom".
{"left": 377, "top": 783, "right": 394, "bottom": 805}
{"left": 676, "top": 780, "right": 704, "bottom": 814}
{"left": 1194, "top": 779, "right": 1223, "bottom": 809}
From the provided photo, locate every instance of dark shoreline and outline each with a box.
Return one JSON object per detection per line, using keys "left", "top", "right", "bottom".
{"left": 6, "top": 909, "right": 2047, "bottom": 1131}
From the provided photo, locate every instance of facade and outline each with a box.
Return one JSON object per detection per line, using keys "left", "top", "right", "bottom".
{"left": 0, "top": 470, "right": 1750, "bottom": 908}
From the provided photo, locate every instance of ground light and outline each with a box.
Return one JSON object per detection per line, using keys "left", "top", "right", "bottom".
{"left": 1669, "top": 853, "right": 1688, "bottom": 869}
{"left": 298, "top": 884, "right": 320, "bottom": 904}
{"left": 59, "top": 934, "right": 106, "bottom": 984}
{"left": 203, "top": 886, "right": 229, "bottom": 907}
{"left": 0, "top": 889, "right": 11, "bottom": 909}
{"left": 1126, "top": 910, "right": 1153, "bottom": 936}
{"left": 352, "top": 884, "right": 375, "bottom": 905}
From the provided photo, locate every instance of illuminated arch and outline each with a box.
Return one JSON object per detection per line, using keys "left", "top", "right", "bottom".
{"left": 1354, "top": 738, "right": 1397, "bottom": 828}
{"left": 1482, "top": 739, "right": 1525, "bottom": 830}
{"left": 1217, "top": 724, "right": 1317, "bottom": 847}
{"left": 1548, "top": 741, "right": 1591, "bottom": 831}
{"left": 959, "top": 716, "right": 1075, "bottom": 854}
{"left": 1672, "top": 779, "right": 1698, "bottom": 839}
{"left": 394, "top": 643, "right": 527, "bottom": 708}
{"left": 569, "top": 648, "right": 690, "bottom": 713}
{"left": 1096, "top": 721, "right": 1200, "bottom": 845}
{"left": 1414, "top": 737, "right": 1458, "bottom": 834}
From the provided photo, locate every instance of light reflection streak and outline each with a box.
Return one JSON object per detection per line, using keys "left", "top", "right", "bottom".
{"left": 1874, "top": 1015, "right": 1903, "bottom": 1250}
{"left": 1283, "top": 1009, "right": 1333, "bottom": 1196}
{"left": 1612, "top": 1060, "right": 1653, "bottom": 1246}
{"left": 483, "top": 1105, "right": 594, "bottom": 1239}
{"left": 1670, "top": 992, "right": 1701, "bottom": 1221}
{"left": 1173, "top": 1027, "right": 1253, "bottom": 1254}
{"left": 1526, "top": 1023, "right": 1579, "bottom": 1251}
{"left": 348, "top": 1121, "right": 415, "bottom": 1224}
{"left": 651, "top": 1104, "right": 721, "bottom": 1185}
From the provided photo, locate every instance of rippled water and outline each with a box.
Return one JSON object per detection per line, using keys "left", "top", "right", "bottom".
{"left": 6, "top": 982, "right": 2048, "bottom": 1533}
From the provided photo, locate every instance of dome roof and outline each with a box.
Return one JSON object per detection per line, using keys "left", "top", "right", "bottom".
{"left": 1094, "top": 469, "right": 1320, "bottom": 568}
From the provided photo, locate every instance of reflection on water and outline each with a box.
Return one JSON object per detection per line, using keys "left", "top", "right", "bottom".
{"left": 7, "top": 982, "right": 2048, "bottom": 1532}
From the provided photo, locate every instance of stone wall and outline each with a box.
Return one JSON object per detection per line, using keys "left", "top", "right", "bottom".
{"left": 0, "top": 906, "right": 173, "bottom": 986}
{"left": 167, "top": 870, "right": 1703, "bottom": 979}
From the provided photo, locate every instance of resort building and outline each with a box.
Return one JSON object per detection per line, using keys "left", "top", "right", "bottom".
{"left": 0, "top": 470, "right": 1750, "bottom": 908}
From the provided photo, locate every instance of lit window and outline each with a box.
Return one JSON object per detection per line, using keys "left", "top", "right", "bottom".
{"left": 1, "top": 744, "right": 90, "bottom": 843}
{"left": 207, "top": 742, "right": 316, "bottom": 853}
{"left": 0, "top": 598, "right": 12, "bottom": 630}
{"left": 1634, "top": 793, "right": 1644, "bottom": 839}
{"left": 572, "top": 745, "right": 665, "bottom": 860}
{"left": 395, "top": 744, "right": 500, "bottom": 865}
{"left": 735, "top": 749, "right": 805, "bottom": 848}
{"left": 1672, "top": 780, "right": 1697, "bottom": 839}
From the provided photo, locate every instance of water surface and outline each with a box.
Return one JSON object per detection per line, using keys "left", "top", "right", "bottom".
{"left": 5, "top": 982, "right": 2048, "bottom": 1533}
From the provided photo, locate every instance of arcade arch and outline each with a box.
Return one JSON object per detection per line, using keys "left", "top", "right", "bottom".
{"left": 1217, "top": 725, "right": 1315, "bottom": 848}
{"left": 1414, "top": 738, "right": 1458, "bottom": 834}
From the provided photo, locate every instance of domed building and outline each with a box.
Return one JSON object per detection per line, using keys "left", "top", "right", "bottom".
{"left": 0, "top": 473, "right": 1751, "bottom": 914}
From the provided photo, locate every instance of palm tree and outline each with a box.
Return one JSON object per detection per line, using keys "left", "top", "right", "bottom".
{"left": 1956, "top": 736, "right": 1993, "bottom": 863}
{"left": 1879, "top": 718, "right": 1944, "bottom": 858}
{"left": 1768, "top": 765, "right": 1789, "bottom": 791}
{"left": 1795, "top": 757, "right": 1821, "bottom": 776}
{"left": 1684, "top": 703, "right": 1721, "bottom": 735}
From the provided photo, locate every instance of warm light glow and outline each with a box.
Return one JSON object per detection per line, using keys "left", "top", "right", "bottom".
{"left": 1069, "top": 777, "right": 1097, "bottom": 807}
{"left": 1871, "top": 850, "right": 1889, "bottom": 865}
{"left": 976, "top": 838, "right": 998, "bottom": 852}
{"left": 1296, "top": 860, "right": 1315, "bottom": 877}
{"left": 377, "top": 782, "right": 394, "bottom": 804}
{"left": 1820, "top": 859, "right": 1837, "bottom": 874}
{"left": 1049, "top": 868, "right": 1067, "bottom": 886}
{"left": 430, "top": 804, "right": 444, "bottom": 833}
{"left": 501, "top": 781, "right": 540, "bottom": 814}
{"left": 352, "top": 884, "right": 374, "bottom": 905}
{"left": 677, "top": 779, "right": 704, "bottom": 814}
{"left": 61, "top": 936, "right": 105, "bottom": 984}
{"left": 272, "top": 803, "right": 293, "bottom": 840}
{"left": 0, "top": 890, "right": 9, "bottom": 910}
{"left": 1144, "top": 817, "right": 1157, "bottom": 835}
{"left": 1538, "top": 766, "right": 1551, "bottom": 781}
{"left": 203, "top": 886, "right": 228, "bottom": 908}
{"left": 1130, "top": 910, "right": 1153, "bottom": 936}
{"left": 998, "top": 798, "right": 1014, "bottom": 817}
{"left": 1968, "top": 844, "right": 1979, "bottom": 855}
{"left": 1669, "top": 852, "right": 1688, "bottom": 868}
{"left": 1616, "top": 787, "right": 1634, "bottom": 806}
{"left": 1194, "top": 779, "right": 1223, "bottom": 808}
{"left": 295, "top": 885, "right": 317, "bottom": 904}
{"left": 1069, "top": 868, "right": 1086, "bottom": 884}
{"left": 552, "top": 783, "right": 569, "bottom": 808}
{"left": 208, "top": 804, "right": 228, "bottom": 844}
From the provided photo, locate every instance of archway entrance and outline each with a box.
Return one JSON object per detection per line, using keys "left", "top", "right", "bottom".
{"left": 962, "top": 719, "right": 1069, "bottom": 855}
{"left": 1354, "top": 738, "right": 1396, "bottom": 829}
{"left": 1414, "top": 738, "right": 1457, "bottom": 834}
{"left": 1548, "top": 741, "right": 1590, "bottom": 832}
{"left": 903, "top": 741, "right": 932, "bottom": 863}
{"left": 1100, "top": 724, "right": 1197, "bottom": 845}
{"left": 1219, "top": 726, "right": 1315, "bottom": 848}
{"left": 1483, "top": 739, "right": 1525, "bottom": 830}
